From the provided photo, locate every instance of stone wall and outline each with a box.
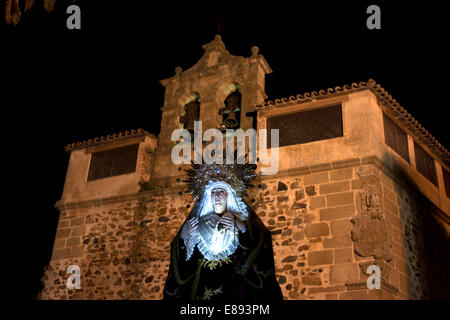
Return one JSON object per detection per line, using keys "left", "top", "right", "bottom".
{"left": 254, "top": 161, "right": 396, "bottom": 300}
{"left": 39, "top": 158, "right": 450, "bottom": 300}
{"left": 39, "top": 192, "right": 190, "bottom": 299}
{"left": 386, "top": 168, "right": 450, "bottom": 299}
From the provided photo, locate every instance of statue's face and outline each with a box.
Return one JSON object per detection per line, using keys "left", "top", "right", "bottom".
{"left": 211, "top": 187, "right": 228, "bottom": 214}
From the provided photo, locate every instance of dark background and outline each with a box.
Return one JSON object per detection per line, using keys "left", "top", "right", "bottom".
{"left": 2, "top": 0, "right": 447, "bottom": 300}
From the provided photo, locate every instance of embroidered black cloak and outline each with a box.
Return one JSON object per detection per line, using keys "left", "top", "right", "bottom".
{"left": 163, "top": 204, "right": 283, "bottom": 301}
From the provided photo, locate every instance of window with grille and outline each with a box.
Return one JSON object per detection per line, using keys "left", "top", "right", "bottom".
{"left": 87, "top": 144, "right": 139, "bottom": 181}
{"left": 383, "top": 113, "right": 410, "bottom": 163}
{"left": 414, "top": 141, "right": 438, "bottom": 187}
{"left": 443, "top": 167, "right": 450, "bottom": 198}
{"left": 267, "top": 105, "right": 343, "bottom": 147}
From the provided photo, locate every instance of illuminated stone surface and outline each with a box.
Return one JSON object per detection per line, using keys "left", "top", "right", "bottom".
{"left": 39, "top": 36, "right": 450, "bottom": 300}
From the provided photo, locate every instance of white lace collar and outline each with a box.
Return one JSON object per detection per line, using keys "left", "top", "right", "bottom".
{"left": 184, "top": 213, "right": 239, "bottom": 262}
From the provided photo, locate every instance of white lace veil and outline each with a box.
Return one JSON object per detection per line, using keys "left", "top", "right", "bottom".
{"left": 182, "top": 180, "right": 249, "bottom": 261}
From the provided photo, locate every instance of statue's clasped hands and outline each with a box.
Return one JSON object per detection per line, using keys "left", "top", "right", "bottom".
{"left": 218, "top": 212, "right": 246, "bottom": 232}
{"left": 217, "top": 213, "right": 234, "bottom": 231}
{"left": 185, "top": 212, "right": 246, "bottom": 235}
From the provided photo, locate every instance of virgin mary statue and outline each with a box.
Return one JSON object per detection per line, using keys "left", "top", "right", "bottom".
{"left": 163, "top": 161, "right": 283, "bottom": 301}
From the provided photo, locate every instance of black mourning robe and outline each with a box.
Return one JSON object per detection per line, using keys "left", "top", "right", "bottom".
{"left": 163, "top": 206, "right": 283, "bottom": 301}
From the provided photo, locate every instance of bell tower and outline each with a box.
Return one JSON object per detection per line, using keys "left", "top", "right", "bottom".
{"left": 152, "top": 35, "right": 272, "bottom": 183}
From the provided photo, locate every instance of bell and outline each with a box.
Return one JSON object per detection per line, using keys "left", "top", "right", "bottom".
{"left": 223, "top": 109, "right": 239, "bottom": 128}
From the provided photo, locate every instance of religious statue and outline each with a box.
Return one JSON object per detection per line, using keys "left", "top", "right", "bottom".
{"left": 163, "top": 160, "right": 283, "bottom": 301}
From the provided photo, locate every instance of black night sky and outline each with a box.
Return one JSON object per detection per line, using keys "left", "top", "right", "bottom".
{"left": 3, "top": 0, "right": 448, "bottom": 301}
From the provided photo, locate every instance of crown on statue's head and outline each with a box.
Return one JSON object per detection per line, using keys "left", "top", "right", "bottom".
{"left": 183, "top": 154, "right": 257, "bottom": 202}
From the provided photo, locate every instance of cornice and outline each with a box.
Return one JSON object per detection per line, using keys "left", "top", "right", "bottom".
{"left": 256, "top": 79, "right": 449, "bottom": 167}
{"left": 64, "top": 128, "right": 155, "bottom": 153}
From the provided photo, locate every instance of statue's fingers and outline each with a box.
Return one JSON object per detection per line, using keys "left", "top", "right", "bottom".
{"left": 222, "top": 215, "right": 233, "bottom": 222}
{"left": 225, "top": 220, "right": 234, "bottom": 227}
{"left": 221, "top": 217, "right": 232, "bottom": 224}
{"left": 222, "top": 217, "right": 233, "bottom": 225}
{"left": 189, "top": 217, "right": 198, "bottom": 228}
{"left": 189, "top": 216, "right": 198, "bottom": 224}
{"left": 222, "top": 222, "right": 233, "bottom": 230}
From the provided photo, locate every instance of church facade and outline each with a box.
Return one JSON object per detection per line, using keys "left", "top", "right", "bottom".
{"left": 39, "top": 35, "right": 450, "bottom": 300}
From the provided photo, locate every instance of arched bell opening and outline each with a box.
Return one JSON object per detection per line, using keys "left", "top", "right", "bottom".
{"left": 179, "top": 93, "right": 201, "bottom": 138}
{"left": 219, "top": 86, "right": 242, "bottom": 132}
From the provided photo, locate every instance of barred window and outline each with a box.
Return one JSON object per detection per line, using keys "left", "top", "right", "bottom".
{"left": 267, "top": 105, "right": 343, "bottom": 147}
{"left": 414, "top": 142, "right": 438, "bottom": 187}
{"left": 443, "top": 167, "right": 450, "bottom": 198}
{"left": 87, "top": 144, "right": 139, "bottom": 181}
{"left": 383, "top": 113, "right": 410, "bottom": 163}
